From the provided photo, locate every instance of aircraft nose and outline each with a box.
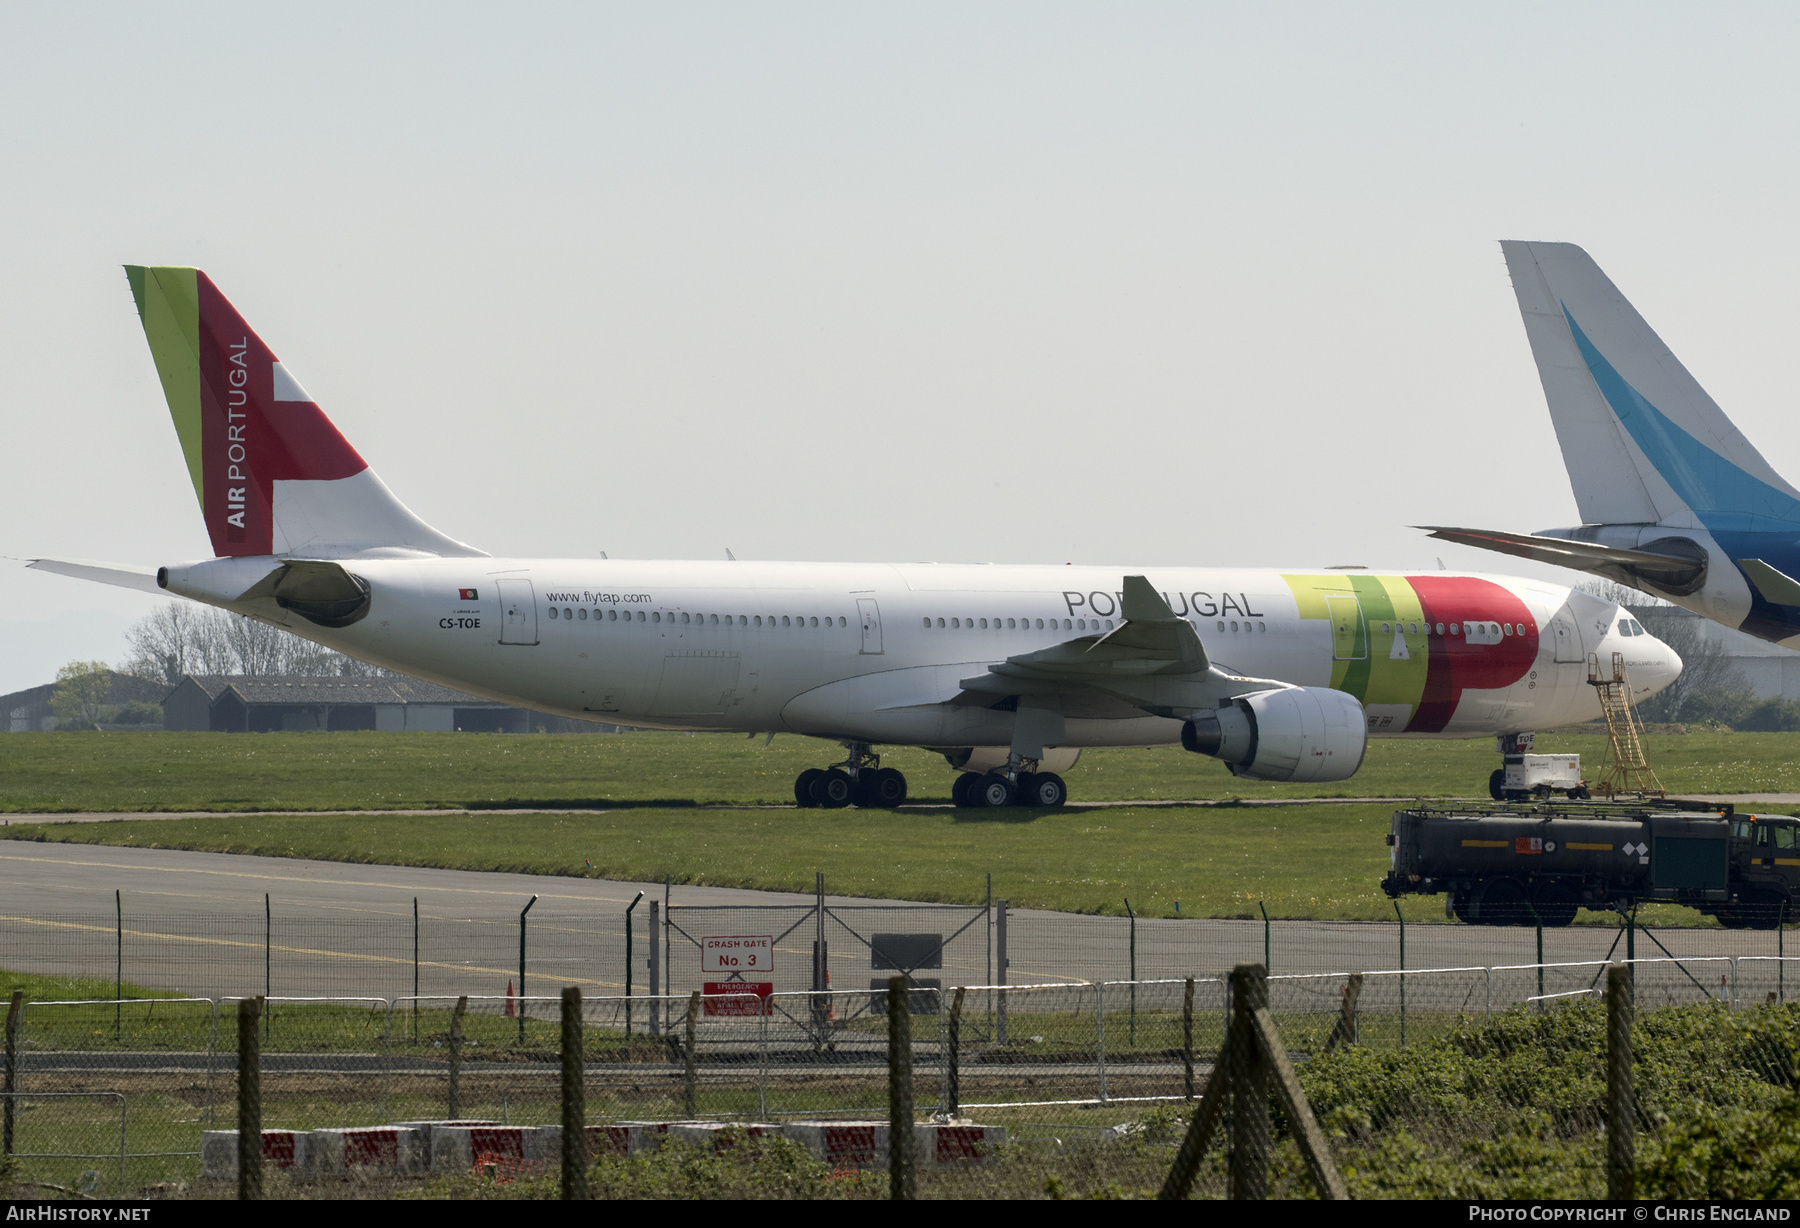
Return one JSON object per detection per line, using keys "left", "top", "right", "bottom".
{"left": 1634, "top": 632, "right": 1683, "bottom": 698}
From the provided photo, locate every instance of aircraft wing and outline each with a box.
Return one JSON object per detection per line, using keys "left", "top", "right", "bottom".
{"left": 1417, "top": 525, "right": 1706, "bottom": 588}
{"left": 958, "top": 575, "right": 1284, "bottom": 717}
{"left": 23, "top": 557, "right": 164, "bottom": 595}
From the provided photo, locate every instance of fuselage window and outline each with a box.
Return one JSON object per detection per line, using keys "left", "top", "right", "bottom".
{"left": 578, "top": 608, "right": 588, "bottom": 620}
{"left": 753, "top": 615, "right": 762, "bottom": 627}
{"left": 922, "top": 618, "right": 931, "bottom": 629}
{"left": 1217, "top": 620, "right": 1225, "bottom": 632}
{"left": 808, "top": 616, "right": 816, "bottom": 627}
{"left": 1503, "top": 623, "right": 1512, "bottom": 636}
{"left": 1258, "top": 621, "right": 1266, "bottom": 632}
{"left": 779, "top": 615, "right": 789, "bottom": 627}
{"left": 936, "top": 618, "right": 944, "bottom": 628}
{"left": 652, "top": 612, "right": 661, "bottom": 623}
{"left": 1434, "top": 622, "right": 1444, "bottom": 635}
{"left": 1382, "top": 622, "right": 1391, "bottom": 634}
{"left": 951, "top": 617, "right": 959, "bottom": 629}
{"left": 1449, "top": 623, "right": 1459, "bottom": 636}
{"left": 680, "top": 613, "right": 690, "bottom": 624}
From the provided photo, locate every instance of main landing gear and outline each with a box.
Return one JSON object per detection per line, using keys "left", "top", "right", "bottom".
{"left": 793, "top": 744, "right": 908, "bottom": 810}
{"left": 951, "top": 766, "right": 1068, "bottom": 809}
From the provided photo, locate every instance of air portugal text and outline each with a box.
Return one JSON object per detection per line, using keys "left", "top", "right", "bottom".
{"left": 225, "top": 337, "right": 250, "bottom": 536}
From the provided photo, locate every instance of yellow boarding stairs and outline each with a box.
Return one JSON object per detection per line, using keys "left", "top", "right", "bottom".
{"left": 1587, "top": 650, "right": 1665, "bottom": 799}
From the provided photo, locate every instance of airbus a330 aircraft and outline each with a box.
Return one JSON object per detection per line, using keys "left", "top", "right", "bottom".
{"left": 30, "top": 267, "right": 1682, "bottom": 808}
{"left": 1428, "top": 241, "right": 1800, "bottom": 648}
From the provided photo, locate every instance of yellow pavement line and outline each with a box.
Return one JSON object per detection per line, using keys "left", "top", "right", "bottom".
{"left": 0, "top": 914, "right": 624, "bottom": 992}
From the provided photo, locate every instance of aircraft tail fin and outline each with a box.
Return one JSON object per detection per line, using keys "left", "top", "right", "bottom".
{"left": 125, "top": 266, "right": 485, "bottom": 560}
{"left": 1500, "top": 241, "right": 1800, "bottom": 532}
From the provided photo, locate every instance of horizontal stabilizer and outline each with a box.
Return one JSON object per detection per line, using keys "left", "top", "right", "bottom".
{"left": 23, "top": 557, "right": 163, "bottom": 595}
{"left": 1418, "top": 525, "right": 1706, "bottom": 592}
{"left": 1737, "top": 559, "right": 1800, "bottom": 608}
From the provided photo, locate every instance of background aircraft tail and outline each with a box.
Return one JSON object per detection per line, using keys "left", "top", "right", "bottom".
{"left": 126, "top": 266, "right": 484, "bottom": 560}
{"left": 1499, "top": 241, "right": 1800, "bottom": 534}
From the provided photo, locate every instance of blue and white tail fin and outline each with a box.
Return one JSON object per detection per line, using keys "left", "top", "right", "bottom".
{"left": 1501, "top": 240, "right": 1800, "bottom": 533}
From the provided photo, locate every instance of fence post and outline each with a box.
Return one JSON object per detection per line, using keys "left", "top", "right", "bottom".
{"left": 263, "top": 895, "right": 270, "bottom": 1042}
{"left": 1182, "top": 977, "right": 1195, "bottom": 1101}
{"left": 1392, "top": 898, "right": 1407, "bottom": 1046}
{"left": 648, "top": 901, "right": 661, "bottom": 1036}
{"left": 1096, "top": 983, "right": 1107, "bottom": 1105}
{"left": 519, "top": 894, "right": 538, "bottom": 1043}
{"left": 412, "top": 897, "right": 419, "bottom": 1044}
{"left": 1227, "top": 964, "right": 1269, "bottom": 1201}
{"left": 1607, "top": 963, "right": 1635, "bottom": 1201}
{"left": 1259, "top": 901, "right": 1270, "bottom": 973}
{"left": 561, "top": 986, "right": 587, "bottom": 1200}
{"left": 115, "top": 889, "right": 122, "bottom": 1040}
{"left": 995, "top": 900, "right": 1009, "bottom": 1045}
{"left": 448, "top": 995, "right": 467, "bottom": 1120}
{"left": 625, "top": 891, "right": 645, "bottom": 1038}
{"left": 888, "top": 975, "right": 915, "bottom": 1201}
{"left": 947, "top": 986, "right": 964, "bottom": 1117}
{"left": 4, "top": 990, "right": 21, "bottom": 1156}
{"left": 1125, "top": 897, "right": 1137, "bottom": 1046}
{"left": 238, "top": 995, "right": 263, "bottom": 1201}
{"left": 683, "top": 990, "right": 701, "bottom": 1118}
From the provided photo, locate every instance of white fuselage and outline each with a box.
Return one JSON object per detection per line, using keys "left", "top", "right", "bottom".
{"left": 176, "top": 558, "right": 1682, "bottom": 752}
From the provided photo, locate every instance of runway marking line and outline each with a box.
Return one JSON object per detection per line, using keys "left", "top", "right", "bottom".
{"left": 0, "top": 913, "right": 625, "bottom": 993}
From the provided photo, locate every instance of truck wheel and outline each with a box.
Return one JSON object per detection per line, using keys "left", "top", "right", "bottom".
{"left": 1714, "top": 906, "right": 1748, "bottom": 930}
{"left": 1488, "top": 769, "right": 1506, "bottom": 802}
{"left": 1567, "top": 787, "right": 1592, "bottom": 800}
{"left": 1529, "top": 881, "right": 1579, "bottom": 927}
{"left": 1746, "top": 890, "right": 1789, "bottom": 931}
{"left": 1479, "top": 878, "right": 1531, "bottom": 926}
{"left": 1451, "top": 893, "right": 1477, "bottom": 925}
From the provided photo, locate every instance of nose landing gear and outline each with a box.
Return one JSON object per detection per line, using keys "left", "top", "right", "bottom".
{"left": 793, "top": 744, "right": 908, "bottom": 810}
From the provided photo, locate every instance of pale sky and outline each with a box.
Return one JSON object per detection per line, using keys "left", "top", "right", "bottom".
{"left": 4, "top": 3, "right": 1798, "bottom": 693}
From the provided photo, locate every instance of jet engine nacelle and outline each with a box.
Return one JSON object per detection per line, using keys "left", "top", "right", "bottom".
{"left": 1181, "top": 686, "right": 1367, "bottom": 783}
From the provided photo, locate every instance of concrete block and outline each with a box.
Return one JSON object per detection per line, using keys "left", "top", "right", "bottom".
{"left": 199, "top": 1129, "right": 310, "bottom": 1181}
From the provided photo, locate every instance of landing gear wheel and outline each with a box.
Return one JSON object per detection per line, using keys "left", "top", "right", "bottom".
{"left": 1529, "top": 880, "right": 1579, "bottom": 928}
{"left": 971, "top": 773, "right": 1017, "bottom": 809}
{"left": 1488, "top": 769, "right": 1506, "bottom": 802}
{"left": 817, "top": 768, "right": 854, "bottom": 809}
{"left": 1746, "top": 890, "right": 1789, "bottom": 931}
{"left": 795, "top": 768, "right": 824, "bottom": 808}
{"left": 951, "top": 772, "right": 978, "bottom": 808}
{"left": 1479, "top": 877, "right": 1531, "bottom": 927}
{"left": 862, "top": 767, "right": 907, "bottom": 808}
{"left": 1019, "top": 772, "right": 1067, "bottom": 808}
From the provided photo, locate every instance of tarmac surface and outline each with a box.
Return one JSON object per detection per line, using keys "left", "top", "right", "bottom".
{"left": 0, "top": 836, "right": 1785, "bottom": 1006}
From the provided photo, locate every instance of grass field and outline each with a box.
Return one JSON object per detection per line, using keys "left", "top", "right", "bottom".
{"left": 4, "top": 729, "right": 1800, "bottom": 814}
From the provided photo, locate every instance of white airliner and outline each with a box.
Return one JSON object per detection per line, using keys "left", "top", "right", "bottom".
{"left": 29, "top": 267, "right": 1682, "bottom": 808}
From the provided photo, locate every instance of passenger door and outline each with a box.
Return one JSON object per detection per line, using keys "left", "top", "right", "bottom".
{"left": 1324, "top": 595, "right": 1367, "bottom": 661}
{"left": 497, "top": 579, "right": 539, "bottom": 645}
{"left": 857, "top": 598, "right": 883, "bottom": 655}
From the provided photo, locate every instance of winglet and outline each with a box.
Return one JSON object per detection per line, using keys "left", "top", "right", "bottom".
{"left": 1121, "top": 575, "right": 1179, "bottom": 622}
{"left": 1738, "top": 559, "right": 1800, "bottom": 607}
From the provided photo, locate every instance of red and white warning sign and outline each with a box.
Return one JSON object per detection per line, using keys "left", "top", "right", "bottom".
{"left": 703, "top": 982, "right": 774, "bottom": 1016}
{"left": 703, "top": 935, "right": 774, "bottom": 974}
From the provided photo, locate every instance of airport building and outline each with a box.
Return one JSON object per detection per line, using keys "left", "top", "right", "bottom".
{"left": 159, "top": 675, "right": 532, "bottom": 733}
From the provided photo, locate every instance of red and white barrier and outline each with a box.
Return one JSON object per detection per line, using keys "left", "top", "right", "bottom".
{"left": 309, "top": 1126, "right": 426, "bottom": 1176}
{"left": 200, "top": 1129, "right": 310, "bottom": 1181}
{"left": 575, "top": 1121, "right": 670, "bottom": 1158}
{"left": 429, "top": 1124, "right": 556, "bottom": 1173}
{"left": 918, "top": 1122, "right": 1004, "bottom": 1166}
{"left": 783, "top": 1122, "right": 889, "bottom": 1168}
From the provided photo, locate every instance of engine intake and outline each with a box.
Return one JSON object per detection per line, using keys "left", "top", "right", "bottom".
{"left": 1182, "top": 686, "right": 1367, "bottom": 783}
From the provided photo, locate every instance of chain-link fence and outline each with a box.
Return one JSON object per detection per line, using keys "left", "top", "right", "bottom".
{"left": 13, "top": 891, "right": 1800, "bottom": 1005}
{"left": 10, "top": 951, "right": 1800, "bottom": 1199}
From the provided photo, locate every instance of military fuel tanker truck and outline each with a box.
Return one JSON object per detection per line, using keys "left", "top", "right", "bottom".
{"left": 1382, "top": 801, "right": 1800, "bottom": 929}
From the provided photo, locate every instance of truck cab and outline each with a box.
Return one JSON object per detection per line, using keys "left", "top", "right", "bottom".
{"left": 1718, "top": 816, "right": 1800, "bottom": 928}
